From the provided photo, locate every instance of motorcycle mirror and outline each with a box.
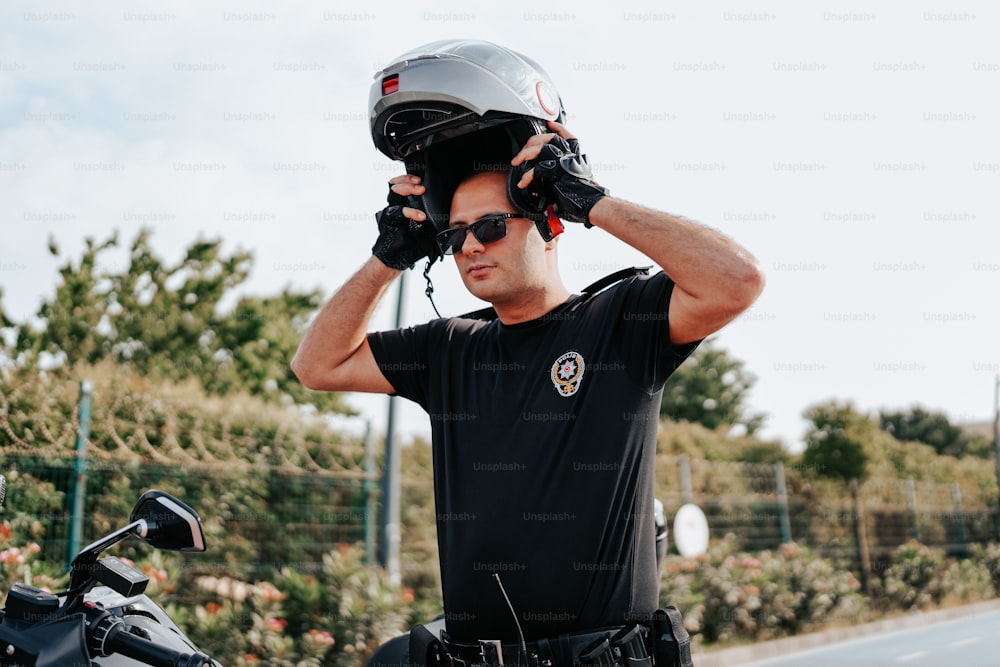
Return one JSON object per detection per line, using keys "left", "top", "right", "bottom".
{"left": 130, "top": 490, "right": 207, "bottom": 553}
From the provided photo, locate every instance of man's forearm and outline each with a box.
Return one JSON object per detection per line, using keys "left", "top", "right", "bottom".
{"left": 589, "top": 197, "right": 761, "bottom": 301}
{"left": 291, "top": 256, "right": 401, "bottom": 389}
{"left": 587, "top": 196, "right": 764, "bottom": 343}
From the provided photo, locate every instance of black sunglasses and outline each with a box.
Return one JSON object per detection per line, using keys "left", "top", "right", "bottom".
{"left": 435, "top": 213, "right": 520, "bottom": 255}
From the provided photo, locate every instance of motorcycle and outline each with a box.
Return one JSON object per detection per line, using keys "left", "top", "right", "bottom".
{"left": 0, "top": 475, "right": 220, "bottom": 666}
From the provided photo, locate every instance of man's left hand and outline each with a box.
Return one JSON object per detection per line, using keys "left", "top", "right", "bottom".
{"left": 509, "top": 121, "right": 609, "bottom": 227}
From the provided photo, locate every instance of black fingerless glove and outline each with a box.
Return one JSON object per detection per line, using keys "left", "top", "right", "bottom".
{"left": 507, "top": 136, "right": 609, "bottom": 227}
{"left": 371, "top": 191, "right": 441, "bottom": 270}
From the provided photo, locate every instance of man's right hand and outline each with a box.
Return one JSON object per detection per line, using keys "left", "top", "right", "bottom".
{"left": 509, "top": 121, "right": 609, "bottom": 227}
{"left": 371, "top": 175, "right": 441, "bottom": 270}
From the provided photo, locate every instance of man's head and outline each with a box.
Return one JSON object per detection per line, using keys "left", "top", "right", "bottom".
{"left": 444, "top": 171, "right": 565, "bottom": 311}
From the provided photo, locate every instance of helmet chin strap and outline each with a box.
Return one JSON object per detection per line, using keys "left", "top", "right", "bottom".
{"left": 423, "top": 256, "right": 442, "bottom": 319}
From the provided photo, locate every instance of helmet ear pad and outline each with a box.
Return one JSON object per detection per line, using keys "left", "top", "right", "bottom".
{"left": 403, "top": 117, "right": 551, "bottom": 235}
{"left": 505, "top": 158, "right": 564, "bottom": 242}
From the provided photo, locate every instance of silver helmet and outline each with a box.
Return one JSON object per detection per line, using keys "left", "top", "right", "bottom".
{"left": 369, "top": 39, "right": 566, "bottom": 231}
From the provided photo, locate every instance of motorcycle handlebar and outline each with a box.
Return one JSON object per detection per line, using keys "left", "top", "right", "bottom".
{"left": 97, "top": 613, "right": 214, "bottom": 667}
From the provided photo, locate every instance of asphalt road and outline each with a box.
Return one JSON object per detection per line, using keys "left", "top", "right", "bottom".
{"left": 735, "top": 608, "right": 1000, "bottom": 667}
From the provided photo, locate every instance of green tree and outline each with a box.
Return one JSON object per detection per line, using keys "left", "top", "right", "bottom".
{"left": 14, "top": 234, "right": 119, "bottom": 367}
{"left": 878, "top": 405, "right": 985, "bottom": 458}
{"left": 10, "top": 229, "right": 350, "bottom": 413}
{"left": 660, "top": 337, "right": 766, "bottom": 435}
{"left": 0, "top": 286, "right": 15, "bottom": 367}
{"left": 0, "top": 287, "right": 14, "bottom": 329}
{"left": 801, "top": 400, "right": 871, "bottom": 482}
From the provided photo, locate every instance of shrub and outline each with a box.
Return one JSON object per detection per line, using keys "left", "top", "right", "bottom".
{"left": 876, "top": 540, "right": 948, "bottom": 610}
{"left": 169, "top": 544, "right": 411, "bottom": 666}
{"left": 941, "top": 556, "right": 993, "bottom": 604}
{"left": 969, "top": 542, "right": 1000, "bottom": 596}
{"left": 0, "top": 523, "right": 50, "bottom": 599}
{"left": 660, "top": 535, "right": 867, "bottom": 645}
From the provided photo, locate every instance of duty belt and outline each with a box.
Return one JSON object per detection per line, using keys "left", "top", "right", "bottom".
{"left": 440, "top": 624, "right": 651, "bottom": 667}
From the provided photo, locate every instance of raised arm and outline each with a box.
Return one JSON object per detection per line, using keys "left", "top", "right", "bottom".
{"left": 291, "top": 256, "right": 400, "bottom": 393}
{"left": 588, "top": 197, "right": 764, "bottom": 345}
{"left": 291, "top": 174, "right": 434, "bottom": 393}
{"left": 511, "top": 121, "right": 764, "bottom": 346}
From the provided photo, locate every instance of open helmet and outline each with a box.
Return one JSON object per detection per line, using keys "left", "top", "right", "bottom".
{"left": 369, "top": 39, "right": 566, "bottom": 235}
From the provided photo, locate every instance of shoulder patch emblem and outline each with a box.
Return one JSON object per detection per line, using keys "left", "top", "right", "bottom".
{"left": 551, "top": 351, "right": 585, "bottom": 397}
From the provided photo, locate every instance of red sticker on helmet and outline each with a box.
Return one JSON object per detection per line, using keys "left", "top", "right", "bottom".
{"left": 536, "top": 81, "right": 558, "bottom": 117}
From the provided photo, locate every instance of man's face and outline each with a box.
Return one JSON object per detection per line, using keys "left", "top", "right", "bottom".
{"left": 447, "top": 171, "right": 555, "bottom": 305}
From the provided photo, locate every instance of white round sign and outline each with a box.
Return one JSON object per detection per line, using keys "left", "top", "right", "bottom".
{"left": 672, "top": 503, "right": 710, "bottom": 558}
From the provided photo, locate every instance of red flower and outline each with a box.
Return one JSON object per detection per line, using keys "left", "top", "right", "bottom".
{"left": 265, "top": 617, "right": 288, "bottom": 633}
{"left": 307, "top": 629, "right": 335, "bottom": 646}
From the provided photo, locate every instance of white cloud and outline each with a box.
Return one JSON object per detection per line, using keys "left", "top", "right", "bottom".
{"left": 2, "top": 0, "right": 998, "bottom": 450}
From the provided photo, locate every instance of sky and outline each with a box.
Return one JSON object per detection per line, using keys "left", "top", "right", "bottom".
{"left": 1, "top": 1, "right": 997, "bottom": 453}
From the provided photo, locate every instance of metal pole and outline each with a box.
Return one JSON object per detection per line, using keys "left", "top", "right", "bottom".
{"left": 68, "top": 379, "right": 92, "bottom": 568}
{"left": 679, "top": 454, "right": 693, "bottom": 505}
{"left": 952, "top": 481, "right": 967, "bottom": 558}
{"left": 850, "top": 479, "right": 873, "bottom": 598}
{"left": 994, "top": 374, "right": 1000, "bottom": 541}
{"left": 363, "top": 419, "right": 376, "bottom": 566}
{"left": 774, "top": 462, "right": 792, "bottom": 544}
{"left": 906, "top": 477, "right": 920, "bottom": 541}
{"left": 380, "top": 273, "right": 406, "bottom": 586}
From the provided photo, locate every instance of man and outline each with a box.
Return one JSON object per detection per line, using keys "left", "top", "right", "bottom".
{"left": 292, "top": 42, "right": 764, "bottom": 667}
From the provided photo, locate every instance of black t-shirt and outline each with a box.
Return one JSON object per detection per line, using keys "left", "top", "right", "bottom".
{"left": 368, "top": 271, "right": 697, "bottom": 641}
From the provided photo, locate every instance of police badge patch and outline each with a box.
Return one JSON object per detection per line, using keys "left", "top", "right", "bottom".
{"left": 551, "top": 351, "right": 585, "bottom": 397}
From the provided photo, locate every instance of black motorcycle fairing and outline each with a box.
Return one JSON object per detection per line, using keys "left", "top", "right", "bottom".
{"left": 0, "top": 613, "right": 90, "bottom": 667}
